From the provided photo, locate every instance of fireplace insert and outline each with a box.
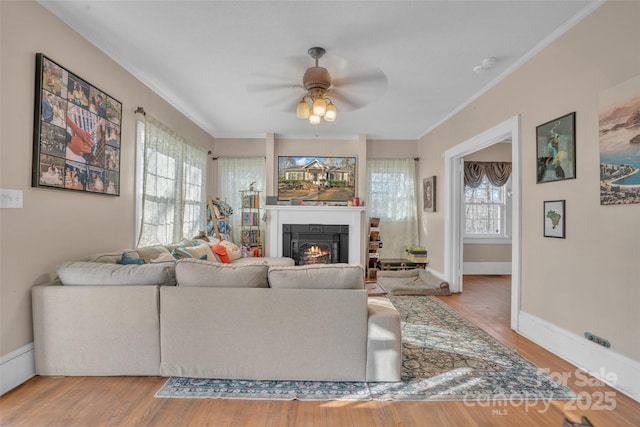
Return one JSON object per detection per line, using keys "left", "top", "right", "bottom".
{"left": 283, "top": 224, "right": 349, "bottom": 265}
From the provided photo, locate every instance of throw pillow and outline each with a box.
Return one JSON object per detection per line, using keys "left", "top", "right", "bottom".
{"left": 210, "top": 245, "right": 231, "bottom": 263}
{"left": 151, "top": 253, "right": 178, "bottom": 263}
{"left": 135, "top": 245, "right": 172, "bottom": 263}
{"left": 121, "top": 252, "right": 144, "bottom": 265}
{"left": 171, "top": 247, "right": 193, "bottom": 259}
{"left": 219, "top": 240, "right": 241, "bottom": 261}
{"left": 185, "top": 243, "right": 218, "bottom": 262}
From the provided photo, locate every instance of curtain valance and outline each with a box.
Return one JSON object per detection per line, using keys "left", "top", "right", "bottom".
{"left": 464, "top": 161, "right": 512, "bottom": 187}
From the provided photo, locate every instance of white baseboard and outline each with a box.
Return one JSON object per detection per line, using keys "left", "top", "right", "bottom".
{"left": 518, "top": 311, "right": 640, "bottom": 403}
{"left": 0, "top": 342, "right": 36, "bottom": 396}
{"left": 463, "top": 262, "right": 511, "bottom": 275}
{"left": 426, "top": 267, "right": 445, "bottom": 281}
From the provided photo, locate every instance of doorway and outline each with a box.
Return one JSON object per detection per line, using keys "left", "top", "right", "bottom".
{"left": 444, "top": 115, "right": 521, "bottom": 330}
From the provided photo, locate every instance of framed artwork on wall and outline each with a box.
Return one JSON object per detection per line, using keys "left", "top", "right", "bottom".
{"left": 32, "top": 53, "right": 122, "bottom": 196}
{"left": 423, "top": 176, "right": 436, "bottom": 212}
{"left": 536, "top": 112, "right": 576, "bottom": 184}
{"left": 543, "top": 200, "right": 565, "bottom": 238}
{"left": 598, "top": 74, "right": 640, "bottom": 205}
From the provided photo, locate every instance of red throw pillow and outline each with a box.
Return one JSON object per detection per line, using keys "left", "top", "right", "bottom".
{"left": 210, "top": 244, "right": 231, "bottom": 263}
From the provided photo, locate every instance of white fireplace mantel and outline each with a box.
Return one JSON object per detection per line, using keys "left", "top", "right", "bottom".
{"left": 265, "top": 205, "right": 366, "bottom": 265}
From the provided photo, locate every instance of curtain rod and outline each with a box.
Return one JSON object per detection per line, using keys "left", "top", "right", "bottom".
{"left": 209, "top": 156, "right": 267, "bottom": 160}
{"left": 135, "top": 106, "right": 146, "bottom": 116}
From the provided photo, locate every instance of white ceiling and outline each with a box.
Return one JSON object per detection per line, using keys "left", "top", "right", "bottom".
{"left": 39, "top": 0, "right": 599, "bottom": 140}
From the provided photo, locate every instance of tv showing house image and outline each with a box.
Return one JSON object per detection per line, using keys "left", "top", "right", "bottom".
{"left": 278, "top": 156, "right": 356, "bottom": 202}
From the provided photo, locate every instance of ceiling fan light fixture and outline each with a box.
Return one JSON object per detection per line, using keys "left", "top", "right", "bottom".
{"left": 312, "top": 97, "right": 327, "bottom": 117}
{"left": 324, "top": 101, "right": 337, "bottom": 122}
{"left": 296, "top": 98, "right": 310, "bottom": 119}
{"left": 309, "top": 114, "right": 321, "bottom": 125}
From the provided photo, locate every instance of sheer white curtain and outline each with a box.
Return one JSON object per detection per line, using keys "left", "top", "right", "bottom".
{"left": 216, "top": 157, "right": 265, "bottom": 243}
{"left": 366, "top": 158, "right": 419, "bottom": 257}
{"left": 137, "top": 116, "right": 207, "bottom": 247}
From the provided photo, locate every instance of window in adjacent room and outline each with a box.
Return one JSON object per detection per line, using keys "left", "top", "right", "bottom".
{"left": 464, "top": 175, "right": 511, "bottom": 239}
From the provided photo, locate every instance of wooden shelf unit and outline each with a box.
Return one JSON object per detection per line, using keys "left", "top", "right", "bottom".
{"left": 239, "top": 189, "right": 262, "bottom": 256}
{"left": 367, "top": 217, "right": 382, "bottom": 280}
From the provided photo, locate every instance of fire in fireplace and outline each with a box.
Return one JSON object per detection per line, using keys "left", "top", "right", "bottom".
{"left": 283, "top": 224, "right": 349, "bottom": 265}
{"left": 299, "top": 244, "right": 332, "bottom": 265}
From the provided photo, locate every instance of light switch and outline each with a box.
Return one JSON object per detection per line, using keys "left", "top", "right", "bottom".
{"left": 0, "top": 189, "right": 23, "bottom": 208}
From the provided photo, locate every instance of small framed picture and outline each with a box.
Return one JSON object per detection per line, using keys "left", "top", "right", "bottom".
{"left": 536, "top": 112, "right": 576, "bottom": 183}
{"left": 423, "top": 176, "right": 436, "bottom": 212}
{"left": 543, "top": 200, "right": 565, "bottom": 238}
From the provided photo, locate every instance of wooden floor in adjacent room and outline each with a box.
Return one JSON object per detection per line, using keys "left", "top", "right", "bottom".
{"left": 1, "top": 275, "right": 638, "bottom": 426}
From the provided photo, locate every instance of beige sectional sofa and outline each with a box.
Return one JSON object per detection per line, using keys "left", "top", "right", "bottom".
{"left": 32, "top": 243, "right": 402, "bottom": 382}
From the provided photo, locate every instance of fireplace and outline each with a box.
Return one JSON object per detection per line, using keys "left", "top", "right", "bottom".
{"left": 283, "top": 224, "right": 349, "bottom": 265}
{"left": 265, "top": 205, "right": 365, "bottom": 264}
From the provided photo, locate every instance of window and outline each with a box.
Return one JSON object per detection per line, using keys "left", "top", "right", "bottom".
{"left": 366, "top": 159, "right": 419, "bottom": 257}
{"left": 136, "top": 117, "right": 207, "bottom": 247}
{"left": 464, "top": 176, "right": 511, "bottom": 239}
{"left": 216, "top": 157, "right": 265, "bottom": 243}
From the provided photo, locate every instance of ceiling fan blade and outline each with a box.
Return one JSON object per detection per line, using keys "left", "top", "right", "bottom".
{"left": 246, "top": 82, "right": 302, "bottom": 93}
{"left": 263, "top": 92, "right": 304, "bottom": 111}
{"left": 329, "top": 90, "right": 367, "bottom": 111}
{"left": 333, "top": 72, "right": 388, "bottom": 88}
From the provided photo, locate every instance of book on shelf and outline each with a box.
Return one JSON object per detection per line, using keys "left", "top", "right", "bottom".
{"left": 241, "top": 229, "right": 261, "bottom": 246}
{"left": 405, "top": 245, "right": 427, "bottom": 253}
{"left": 241, "top": 193, "right": 261, "bottom": 209}
{"left": 405, "top": 253, "right": 428, "bottom": 263}
{"left": 242, "top": 211, "right": 259, "bottom": 226}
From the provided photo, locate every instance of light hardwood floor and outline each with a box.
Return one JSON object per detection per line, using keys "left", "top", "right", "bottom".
{"left": 1, "top": 275, "right": 638, "bottom": 426}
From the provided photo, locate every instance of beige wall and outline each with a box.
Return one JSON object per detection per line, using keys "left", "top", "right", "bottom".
{"left": 464, "top": 142, "right": 511, "bottom": 162}
{"left": 367, "top": 139, "right": 418, "bottom": 159}
{"left": 463, "top": 244, "right": 511, "bottom": 263}
{"left": 0, "top": 2, "right": 214, "bottom": 355}
{"left": 418, "top": 1, "right": 639, "bottom": 360}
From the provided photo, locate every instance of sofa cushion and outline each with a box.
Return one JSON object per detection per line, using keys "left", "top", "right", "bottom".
{"left": 175, "top": 258, "right": 269, "bottom": 288}
{"left": 231, "top": 257, "right": 295, "bottom": 267}
{"left": 268, "top": 264, "right": 365, "bottom": 290}
{"left": 57, "top": 261, "right": 176, "bottom": 286}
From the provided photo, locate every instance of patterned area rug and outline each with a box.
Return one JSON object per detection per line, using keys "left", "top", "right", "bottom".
{"left": 155, "top": 296, "right": 578, "bottom": 401}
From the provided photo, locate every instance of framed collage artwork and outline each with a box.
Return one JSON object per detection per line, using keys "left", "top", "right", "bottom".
{"left": 32, "top": 53, "right": 122, "bottom": 196}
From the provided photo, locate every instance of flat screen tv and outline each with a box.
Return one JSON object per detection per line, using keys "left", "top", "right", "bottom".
{"left": 277, "top": 156, "right": 356, "bottom": 202}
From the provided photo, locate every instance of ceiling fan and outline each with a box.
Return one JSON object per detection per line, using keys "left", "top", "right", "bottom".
{"left": 296, "top": 47, "right": 337, "bottom": 124}
{"left": 247, "top": 47, "right": 388, "bottom": 124}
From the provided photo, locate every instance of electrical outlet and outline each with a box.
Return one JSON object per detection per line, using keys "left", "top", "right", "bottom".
{"left": 584, "top": 332, "right": 610, "bottom": 348}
